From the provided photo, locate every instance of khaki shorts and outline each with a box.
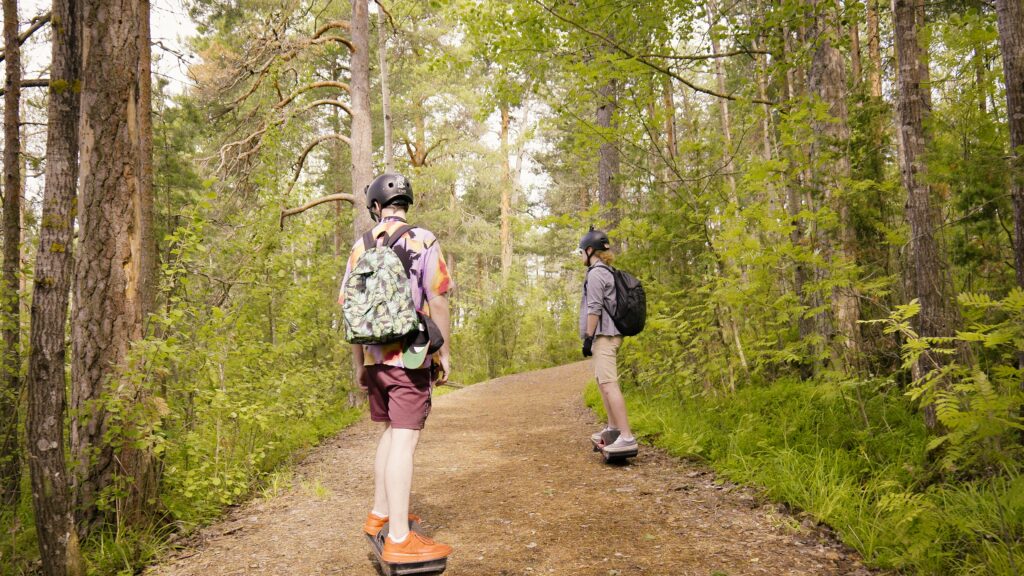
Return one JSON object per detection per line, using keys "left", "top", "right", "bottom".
{"left": 592, "top": 336, "right": 623, "bottom": 385}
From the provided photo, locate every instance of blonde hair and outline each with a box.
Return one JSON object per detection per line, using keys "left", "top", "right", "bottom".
{"left": 595, "top": 250, "right": 615, "bottom": 265}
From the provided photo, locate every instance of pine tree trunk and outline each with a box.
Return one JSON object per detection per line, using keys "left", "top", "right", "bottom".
{"left": 596, "top": 77, "right": 620, "bottom": 228}
{"left": 72, "top": 0, "right": 149, "bottom": 531}
{"left": 350, "top": 0, "right": 374, "bottom": 236}
{"left": 995, "top": 0, "right": 1024, "bottom": 378}
{"left": 499, "top": 105, "right": 513, "bottom": 279}
{"left": 810, "top": 14, "right": 862, "bottom": 371}
{"left": 117, "top": 0, "right": 161, "bottom": 527}
{"left": 1, "top": 0, "right": 22, "bottom": 510}
{"left": 867, "top": 0, "right": 883, "bottom": 98}
{"left": 26, "top": 0, "right": 86, "bottom": 569}
{"left": 137, "top": 0, "right": 156, "bottom": 324}
{"left": 849, "top": 0, "right": 863, "bottom": 84}
{"left": 997, "top": 0, "right": 1024, "bottom": 290}
{"left": 892, "top": 0, "right": 959, "bottom": 430}
{"left": 377, "top": 3, "right": 393, "bottom": 172}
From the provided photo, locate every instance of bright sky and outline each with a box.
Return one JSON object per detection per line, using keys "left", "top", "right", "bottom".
{"left": 18, "top": 0, "right": 198, "bottom": 94}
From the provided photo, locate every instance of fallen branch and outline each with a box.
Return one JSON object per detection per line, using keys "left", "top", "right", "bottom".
{"left": 280, "top": 193, "right": 355, "bottom": 228}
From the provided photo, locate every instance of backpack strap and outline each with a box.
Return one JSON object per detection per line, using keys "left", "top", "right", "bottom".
{"left": 583, "top": 264, "right": 611, "bottom": 334}
{"left": 385, "top": 224, "right": 416, "bottom": 248}
{"left": 362, "top": 224, "right": 416, "bottom": 251}
{"left": 361, "top": 231, "right": 376, "bottom": 251}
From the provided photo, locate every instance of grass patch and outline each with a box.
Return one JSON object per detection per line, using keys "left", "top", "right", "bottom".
{"left": 586, "top": 379, "right": 1024, "bottom": 575}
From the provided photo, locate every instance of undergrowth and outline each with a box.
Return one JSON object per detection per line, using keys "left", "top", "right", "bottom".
{"left": 586, "top": 378, "right": 1024, "bottom": 575}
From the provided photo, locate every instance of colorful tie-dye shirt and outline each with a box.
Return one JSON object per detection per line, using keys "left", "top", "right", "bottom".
{"left": 339, "top": 217, "right": 453, "bottom": 368}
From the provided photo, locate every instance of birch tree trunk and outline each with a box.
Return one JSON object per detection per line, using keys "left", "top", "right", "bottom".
{"left": 0, "top": 0, "right": 21, "bottom": 509}
{"left": 26, "top": 0, "right": 86, "bottom": 568}
{"left": 351, "top": 0, "right": 374, "bottom": 236}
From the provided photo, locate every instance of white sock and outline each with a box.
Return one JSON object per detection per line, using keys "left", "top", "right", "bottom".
{"left": 371, "top": 510, "right": 387, "bottom": 519}
{"left": 389, "top": 532, "right": 408, "bottom": 544}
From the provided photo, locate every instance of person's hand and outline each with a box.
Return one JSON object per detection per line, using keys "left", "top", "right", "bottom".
{"left": 355, "top": 365, "right": 368, "bottom": 391}
{"left": 437, "top": 352, "right": 451, "bottom": 385}
{"left": 582, "top": 336, "right": 594, "bottom": 357}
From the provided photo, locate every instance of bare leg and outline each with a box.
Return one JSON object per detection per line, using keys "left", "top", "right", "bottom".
{"left": 384, "top": 428, "right": 420, "bottom": 541}
{"left": 598, "top": 379, "right": 632, "bottom": 438}
{"left": 373, "top": 424, "right": 392, "bottom": 515}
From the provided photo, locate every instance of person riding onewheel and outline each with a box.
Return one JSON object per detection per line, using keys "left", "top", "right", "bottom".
{"left": 340, "top": 173, "right": 454, "bottom": 566}
{"left": 578, "top": 228, "right": 640, "bottom": 458}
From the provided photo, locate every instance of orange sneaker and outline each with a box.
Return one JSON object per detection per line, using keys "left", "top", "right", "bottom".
{"left": 381, "top": 531, "right": 452, "bottom": 563}
{"left": 363, "top": 512, "right": 422, "bottom": 536}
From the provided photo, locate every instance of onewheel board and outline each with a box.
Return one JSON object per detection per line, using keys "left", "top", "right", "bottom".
{"left": 590, "top": 429, "right": 637, "bottom": 463}
{"left": 366, "top": 521, "right": 448, "bottom": 576}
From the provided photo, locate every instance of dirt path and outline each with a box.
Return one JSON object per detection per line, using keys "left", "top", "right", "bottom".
{"left": 150, "top": 362, "right": 874, "bottom": 576}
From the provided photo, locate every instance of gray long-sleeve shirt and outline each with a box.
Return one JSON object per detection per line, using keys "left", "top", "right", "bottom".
{"left": 579, "top": 263, "right": 621, "bottom": 339}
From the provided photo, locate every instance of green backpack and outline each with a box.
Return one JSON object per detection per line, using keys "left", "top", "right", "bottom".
{"left": 342, "top": 225, "right": 419, "bottom": 344}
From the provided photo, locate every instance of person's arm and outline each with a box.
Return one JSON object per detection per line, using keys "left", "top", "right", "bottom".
{"left": 352, "top": 344, "right": 366, "bottom": 390}
{"left": 586, "top": 314, "right": 599, "bottom": 338}
{"left": 429, "top": 294, "right": 452, "bottom": 384}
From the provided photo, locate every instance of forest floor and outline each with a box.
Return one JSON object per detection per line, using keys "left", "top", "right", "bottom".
{"left": 148, "top": 362, "right": 878, "bottom": 576}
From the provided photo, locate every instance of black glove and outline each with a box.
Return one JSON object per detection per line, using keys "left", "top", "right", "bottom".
{"left": 582, "top": 336, "right": 594, "bottom": 357}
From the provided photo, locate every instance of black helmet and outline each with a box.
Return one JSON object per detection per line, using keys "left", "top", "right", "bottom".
{"left": 365, "top": 173, "right": 414, "bottom": 212}
{"left": 579, "top": 227, "right": 610, "bottom": 252}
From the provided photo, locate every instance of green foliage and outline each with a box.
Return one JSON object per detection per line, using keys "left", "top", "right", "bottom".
{"left": 868, "top": 292, "right": 1024, "bottom": 475}
{"left": 588, "top": 377, "right": 1024, "bottom": 574}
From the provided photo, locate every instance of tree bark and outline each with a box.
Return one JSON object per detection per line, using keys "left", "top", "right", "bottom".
{"left": 119, "top": 0, "right": 160, "bottom": 527}
{"left": 376, "top": 1, "right": 393, "bottom": 172}
{"left": 72, "top": 0, "right": 150, "bottom": 531}
{"left": 781, "top": 25, "right": 814, "bottom": 369}
{"left": 596, "top": 77, "right": 620, "bottom": 228}
{"left": 867, "top": 0, "right": 883, "bottom": 98}
{"left": 995, "top": 0, "right": 1024, "bottom": 379}
{"left": 1, "top": 0, "right": 22, "bottom": 510}
{"left": 892, "top": 0, "right": 958, "bottom": 429}
{"left": 849, "top": 0, "right": 863, "bottom": 84}
{"left": 810, "top": 25, "right": 862, "bottom": 371}
{"left": 351, "top": 0, "right": 374, "bottom": 236}
{"left": 26, "top": 0, "right": 86, "bottom": 568}
{"left": 499, "top": 105, "right": 513, "bottom": 278}
{"left": 708, "top": 0, "right": 738, "bottom": 206}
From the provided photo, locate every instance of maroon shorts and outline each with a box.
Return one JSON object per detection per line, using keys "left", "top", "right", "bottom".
{"left": 361, "top": 365, "right": 432, "bottom": 430}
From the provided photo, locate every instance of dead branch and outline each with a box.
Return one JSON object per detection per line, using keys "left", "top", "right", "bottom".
{"left": 0, "top": 78, "right": 48, "bottom": 96}
{"left": 275, "top": 81, "right": 350, "bottom": 109}
{"left": 215, "top": 99, "right": 351, "bottom": 173}
{"left": 636, "top": 49, "right": 769, "bottom": 61}
{"left": 280, "top": 193, "right": 355, "bottom": 228}
{"left": 532, "top": 0, "right": 776, "bottom": 106}
{"left": 0, "top": 11, "right": 51, "bottom": 64}
{"left": 286, "top": 133, "right": 351, "bottom": 193}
